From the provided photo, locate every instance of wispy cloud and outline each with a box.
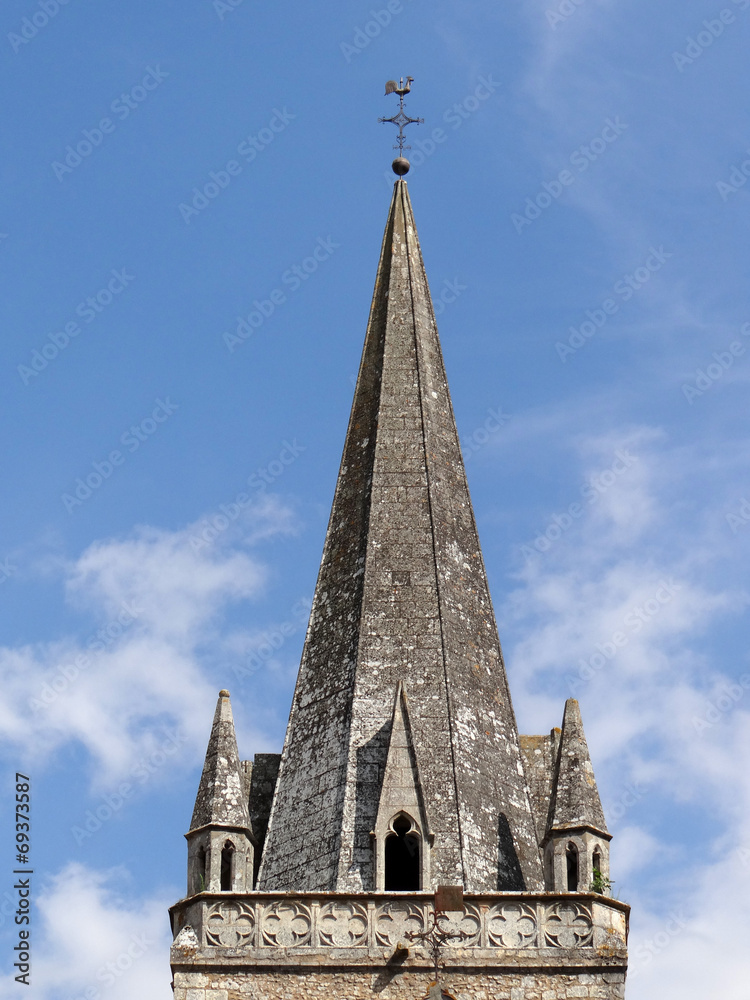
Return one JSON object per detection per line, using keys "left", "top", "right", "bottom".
{"left": 0, "top": 496, "right": 298, "bottom": 789}
{"left": 0, "top": 863, "right": 174, "bottom": 1000}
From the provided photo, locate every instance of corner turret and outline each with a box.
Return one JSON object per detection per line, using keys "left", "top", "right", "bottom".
{"left": 186, "top": 690, "right": 254, "bottom": 895}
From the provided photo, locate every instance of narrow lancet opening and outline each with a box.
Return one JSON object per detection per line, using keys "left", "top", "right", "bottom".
{"left": 220, "top": 842, "right": 234, "bottom": 891}
{"left": 566, "top": 842, "right": 579, "bottom": 892}
{"left": 196, "top": 845, "right": 207, "bottom": 893}
{"left": 384, "top": 815, "right": 420, "bottom": 890}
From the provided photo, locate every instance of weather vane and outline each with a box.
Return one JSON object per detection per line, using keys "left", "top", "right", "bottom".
{"left": 379, "top": 76, "right": 424, "bottom": 176}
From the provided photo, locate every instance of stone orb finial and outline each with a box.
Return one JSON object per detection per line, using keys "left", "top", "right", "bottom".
{"left": 392, "top": 157, "right": 410, "bottom": 176}
{"left": 219, "top": 689, "right": 230, "bottom": 698}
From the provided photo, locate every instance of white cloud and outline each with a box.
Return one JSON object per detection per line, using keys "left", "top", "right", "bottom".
{"left": 0, "top": 497, "right": 297, "bottom": 789}
{"left": 498, "top": 414, "right": 750, "bottom": 995}
{"left": 0, "top": 863, "right": 173, "bottom": 1000}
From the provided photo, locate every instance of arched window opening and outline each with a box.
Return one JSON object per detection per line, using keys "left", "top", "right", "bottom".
{"left": 196, "top": 846, "right": 207, "bottom": 893}
{"left": 220, "top": 842, "right": 234, "bottom": 892}
{"left": 592, "top": 848, "right": 602, "bottom": 875}
{"left": 384, "top": 815, "right": 420, "bottom": 891}
{"left": 566, "top": 843, "right": 579, "bottom": 892}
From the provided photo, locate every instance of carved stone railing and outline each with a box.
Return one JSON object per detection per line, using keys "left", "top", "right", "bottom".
{"left": 170, "top": 892, "right": 628, "bottom": 969}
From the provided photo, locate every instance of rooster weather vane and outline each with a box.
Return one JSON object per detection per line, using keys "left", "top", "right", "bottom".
{"left": 379, "top": 76, "right": 424, "bottom": 176}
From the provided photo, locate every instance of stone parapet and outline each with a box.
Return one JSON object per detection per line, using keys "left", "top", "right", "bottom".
{"left": 170, "top": 892, "right": 628, "bottom": 971}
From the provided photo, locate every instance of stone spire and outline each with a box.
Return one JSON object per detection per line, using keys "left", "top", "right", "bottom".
{"left": 186, "top": 690, "right": 254, "bottom": 895}
{"left": 549, "top": 698, "right": 608, "bottom": 836}
{"left": 257, "top": 180, "right": 543, "bottom": 893}
{"left": 190, "top": 690, "right": 251, "bottom": 832}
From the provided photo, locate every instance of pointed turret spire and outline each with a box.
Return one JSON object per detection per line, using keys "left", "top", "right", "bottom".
{"left": 190, "top": 690, "right": 252, "bottom": 832}
{"left": 257, "top": 180, "right": 543, "bottom": 893}
{"left": 540, "top": 699, "right": 611, "bottom": 893}
{"left": 550, "top": 699, "right": 608, "bottom": 835}
{"left": 186, "top": 691, "right": 254, "bottom": 895}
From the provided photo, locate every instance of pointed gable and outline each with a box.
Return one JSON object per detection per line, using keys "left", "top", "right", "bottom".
{"left": 376, "top": 682, "right": 429, "bottom": 838}
{"left": 257, "top": 179, "right": 542, "bottom": 894}
{"left": 190, "top": 690, "right": 252, "bottom": 833}
{"left": 549, "top": 699, "right": 608, "bottom": 836}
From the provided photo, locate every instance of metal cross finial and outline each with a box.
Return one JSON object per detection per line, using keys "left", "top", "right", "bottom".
{"left": 379, "top": 76, "right": 424, "bottom": 157}
{"left": 406, "top": 900, "right": 471, "bottom": 986}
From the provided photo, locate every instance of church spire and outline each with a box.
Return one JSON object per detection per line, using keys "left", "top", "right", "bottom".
{"left": 257, "top": 180, "right": 543, "bottom": 893}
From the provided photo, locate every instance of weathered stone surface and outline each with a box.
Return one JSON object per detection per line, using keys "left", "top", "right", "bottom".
{"left": 257, "top": 180, "right": 541, "bottom": 894}
{"left": 549, "top": 701, "right": 607, "bottom": 835}
{"left": 170, "top": 892, "right": 627, "bottom": 967}
{"left": 191, "top": 692, "right": 252, "bottom": 833}
{"left": 172, "top": 178, "right": 628, "bottom": 997}
{"left": 172, "top": 967, "right": 626, "bottom": 1000}
{"left": 520, "top": 731, "right": 560, "bottom": 847}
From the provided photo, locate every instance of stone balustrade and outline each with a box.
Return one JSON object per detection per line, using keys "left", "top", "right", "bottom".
{"left": 170, "top": 892, "right": 628, "bottom": 970}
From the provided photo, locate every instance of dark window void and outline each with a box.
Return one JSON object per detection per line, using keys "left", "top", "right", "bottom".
{"left": 566, "top": 843, "right": 579, "bottom": 892}
{"left": 385, "top": 816, "right": 420, "bottom": 891}
{"left": 220, "top": 844, "right": 234, "bottom": 891}
{"left": 593, "top": 849, "right": 602, "bottom": 874}
{"left": 196, "top": 846, "right": 207, "bottom": 893}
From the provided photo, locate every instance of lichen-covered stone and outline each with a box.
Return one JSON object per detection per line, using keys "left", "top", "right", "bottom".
{"left": 257, "top": 180, "right": 541, "bottom": 895}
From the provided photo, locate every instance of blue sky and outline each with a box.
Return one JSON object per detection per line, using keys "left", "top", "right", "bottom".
{"left": 1, "top": 0, "right": 749, "bottom": 996}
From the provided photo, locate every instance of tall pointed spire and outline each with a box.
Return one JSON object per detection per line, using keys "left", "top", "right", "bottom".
{"left": 257, "top": 180, "right": 542, "bottom": 893}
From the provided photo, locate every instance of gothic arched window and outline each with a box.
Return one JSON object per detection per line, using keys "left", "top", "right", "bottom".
{"left": 566, "top": 842, "right": 579, "bottom": 892}
{"left": 220, "top": 841, "right": 234, "bottom": 891}
{"left": 384, "top": 815, "right": 420, "bottom": 891}
{"left": 592, "top": 848, "right": 602, "bottom": 875}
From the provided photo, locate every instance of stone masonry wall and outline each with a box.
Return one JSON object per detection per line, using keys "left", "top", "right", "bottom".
{"left": 172, "top": 968, "right": 627, "bottom": 1000}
